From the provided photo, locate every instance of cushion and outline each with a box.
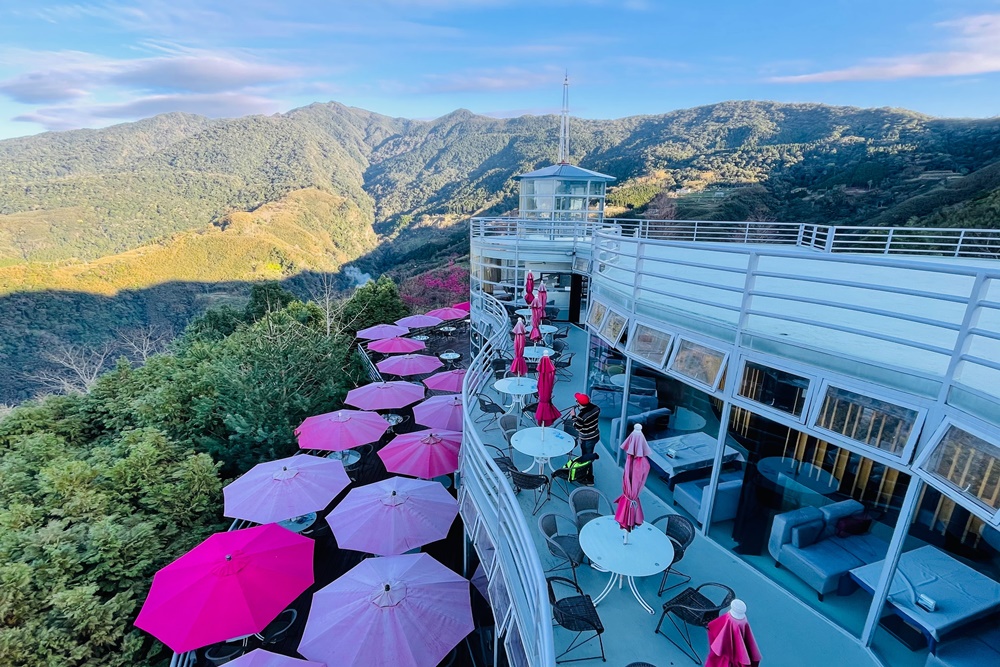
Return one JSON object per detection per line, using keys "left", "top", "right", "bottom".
{"left": 835, "top": 511, "right": 872, "bottom": 537}
{"left": 790, "top": 519, "right": 826, "bottom": 548}
{"left": 819, "top": 500, "right": 865, "bottom": 539}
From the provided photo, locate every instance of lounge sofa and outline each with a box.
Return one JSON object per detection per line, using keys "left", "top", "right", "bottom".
{"left": 673, "top": 469, "right": 744, "bottom": 524}
{"left": 610, "top": 407, "right": 673, "bottom": 442}
{"left": 926, "top": 625, "right": 1000, "bottom": 667}
{"left": 768, "top": 499, "right": 889, "bottom": 601}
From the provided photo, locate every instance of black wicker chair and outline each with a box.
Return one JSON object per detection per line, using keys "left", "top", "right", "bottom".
{"left": 484, "top": 444, "right": 516, "bottom": 476}
{"left": 547, "top": 576, "right": 606, "bottom": 663}
{"left": 510, "top": 469, "right": 551, "bottom": 515}
{"left": 255, "top": 608, "right": 297, "bottom": 644}
{"left": 554, "top": 352, "right": 575, "bottom": 379}
{"left": 538, "top": 512, "right": 586, "bottom": 582}
{"left": 651, "top": 514, "right": 696, "bottom": 595}
{"left": 568, "top": 487, "right": 613, "bottom": 530}
{"left": 654, "top": 583, "right": 735, "bottom": 663}
{"left": 476, "top": 395, "right": 505, "bottom": 430}
{"left": 554, "top": 325, "right": 570, "bottom": 340}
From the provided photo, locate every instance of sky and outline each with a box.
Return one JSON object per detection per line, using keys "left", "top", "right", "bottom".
{"left": 0, "top": 0, "right": 998, "bottom": 139}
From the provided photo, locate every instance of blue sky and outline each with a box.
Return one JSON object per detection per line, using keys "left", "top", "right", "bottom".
{"left": 0, "top": 0, "right": 998, "bottom": 139}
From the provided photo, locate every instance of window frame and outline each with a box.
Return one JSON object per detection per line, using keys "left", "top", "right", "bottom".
{"left": 733, "top": 353, "right": 817, "bottom": 424}
{"left": 586, "top": 299, "right": 609, "bottom": 330}
{"left": 625, "top": 320, "right": 675, "bottom": 368}
{"left": 665, "top": 334, "right": 730, "bottom": 392}
{"left": 597, "top": 308, "right": 629, "bottom": 346}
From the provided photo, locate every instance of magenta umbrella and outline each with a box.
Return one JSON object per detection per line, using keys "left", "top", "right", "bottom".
{"left": 510, "top": 317, "right": 528, "bottom": 376}
{"left": 379, "top": 429, "right": 462, "bottom": 478}
{"left": 299, "top": 553, "right": 473, "bottom": 667}
{"left": 534, "top": 355, "right": 562, "bottom": 427}
{"left": 228, "top": 650, "right": 325, "bottom": 667}
{"left": 346, "top": 381, "right": 424, "bottom": 411}
{"left": 614, "top": 424, "right": 652, "bottom": 539}
{"left": 368, "top": 337, "right": 426, "bottom": 354}
{"left": 529, "top": 292, "right": 545, "bottom": 342}
{"left": 426, "top": 306, "right": 467, "bottom": 320}
{"left": 453, "top": 301, "right": 471, "bottom": 312}
{"left": 326, "top": 477, "right": 459, "bottom": 555}
{"left": 423, "top": 368, "right": 467, "bottom": 393}
{"left": 296, "top": 409, "right": 390, "bottom": 451}
{"left": 524, "top": 271, "right": 535, "bottom": 306}
{"left": 377, "top": 353, "right": 443, "bottom": 377}
{"left": 357, "top": 323, "right": 409, "bottom": 340}
{"left": 135, "top": 524, "right": 314, "bottom": 653}
{"left": 413, "top": 394, "right": 464, "bottom": 431}
{"left": 396, "top": 314, "right": 443, "bottom": 328}
{"left": 223, "top": 455, "right": 351, "bottom": 524}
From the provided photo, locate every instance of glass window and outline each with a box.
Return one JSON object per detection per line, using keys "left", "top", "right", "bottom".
{"left": 589, "top": 181, "right": 606, "bottom": 195}
{"left": 627, "top": 323, "right": 674, "bottom": 367}
{"left": 668, "top": 338, "right": 727, "bottom": 388}
{"left": 520, "top": 180, "right": 534, "bottom": 195}
{"left": 918, "top": 423, "right": 1000, "bottom": 517}
{"left": 556, "top": 180, "right": 588, "bottom": 195}
{"left": 599, "top": 309, "right": 628, "bottom": 345}
{"left": 534, "top": 180, "right": 554, "bottom": 196}
{"left": 812, "top": 385, "right": 920, "bottom": 457}
{"left": 587, "top": 300, "right": 608, "bottom": 329}
{"left": 738, "top": 361, "right": 809, "bottom": 418}
{"left": 588, "top": 197, "right": 603, "bottom": 211}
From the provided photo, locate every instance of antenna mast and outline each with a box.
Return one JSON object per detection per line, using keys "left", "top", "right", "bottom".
{"left": 558, "top": 72, "right": 569, "bottom": 164}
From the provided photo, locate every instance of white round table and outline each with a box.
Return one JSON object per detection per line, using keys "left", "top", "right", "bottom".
{"left": 278, "top": 511, "right": 318, "bottom": 534}
{"left": 510, "top": 427, "right": 575, "bottom": 474}
{"left": 493, "top": 376, "right": 538, "bottom": 413}
{"left": 529, "top": 324, "right": 559, "bottom": 344}
{"left": 411, "top": 335, "right": 430, "bottom": 342}
{"left": 672, "top": 407, "right": 707, "bottom": 431}
{"left": 439, "top": 351, "right": 462, "bottom": 368}
{"left": 515, "top": 308, "right": 533, "bottom": 318}
{"left": 522, "top": 346, "right": 555, "bottom": 362}
{"left": 326, "top": 449, "right": 362, "bottom": 467}
{"left": 579, "top": 516, "right": 673, "bottom": 614}
{"left": 608, "top": 374, "right": 627, "bottom": 388}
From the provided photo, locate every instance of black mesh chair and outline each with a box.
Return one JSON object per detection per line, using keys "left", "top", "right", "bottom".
{"left": 510, "top": 469, "right": 551, "bottom": 515}
{"left": 569, "top": 487, "right": 613, "bottom": 530}
{"left": 554, "top": 352, "right": 575, "bottom": 379}
{"left": 547, "top": 576, "right": 606, "bottom": 663}
{"left": 255, "top": 608, "right": 297, "bottom": 644}
{"left": 499, "top": 414, "right": 519, "bottom": 452}
{"left": 476, "top": 395, "right": 505, "bottom": 430}
{"left": 484, "top": 444, "right": 516, "bottom": 476}
{"left": 554, "top": 326, "right": 570, "bottom": 340}
{"left": 538, "top": 512, "right": 585, "bottom": 582}
{"left": 655, "top": 583, "right": 735, "bottom": 663}
{"left": 651, "top": 514, "right": 696, "bottom": 595}
{"left": 552, "top": 339, "right": 567, "bottom": 354}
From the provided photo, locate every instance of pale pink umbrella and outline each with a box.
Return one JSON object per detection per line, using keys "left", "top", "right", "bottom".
{"left": 223, "top": 455, "right": 350, "bottom": 524}
{"left": 379, "top": 429, "right": 462, "bottom": 478}
{"left": 135, "top": 524, "right": 314, "bottom": 653}
{"left": 510, "top": 317, "right": 528, "bottom": 376}
{"left": 299, "top": 553, "right": 473, "bottom": 667}
{"left": 413, "top": 394, "right": 464, "bottom": 431}
{"left": 368, "top": 337, "right": 426, "bottom": 354}
{"left": 534, "top": 355, "right": 561, "bottom": 427}
{"left": 396, "top": 314, "right": 443, "bottom": 328}
{"left": 524, "top": 271, "right": 535, "bottom": 306}
{"left": 426, "top": 306, "right": 467, "bottom": 320}
{"left": 377, "top": 353, "right": 443, "bottom": 377}
{"left": 453, "top": 301, "right": 471, "bottom": 312}
{"left": 345, "top": 381, "right": 424, "bottom": 411}
{"left": 326, "top": 477, "right": 458, "bottom": 555}
{"left": 228, "top": 650, "right": 324, "bottom": 667}
{"left": 614, "top": 424, "right": 652, "bottom": 542}
{"left": 423, "top": 368, "right": 467, "bottom": 393}
{"left": 295, "top": 409, "right": 390, "bottom": 451}
{"left": 357, "top": 323, "right": 409, "bottom": 340}
{"left": 529, "top": 292, "right": 545, "bottom": 342}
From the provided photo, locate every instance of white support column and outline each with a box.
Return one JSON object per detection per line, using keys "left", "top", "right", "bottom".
{"left": 615, "top": 357, "right": 633, "bottom": 465}
{"left": 697, "top": 399, "right": 733, "bottom": 536}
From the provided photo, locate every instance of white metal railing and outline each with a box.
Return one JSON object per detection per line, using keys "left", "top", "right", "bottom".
{"left": 461, "top": 292, "right": 554, "bottom": 667}
{"left": 471, "top": 217, "right": 1000, "bottom": 259}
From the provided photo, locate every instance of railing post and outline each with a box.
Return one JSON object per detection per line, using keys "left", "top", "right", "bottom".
{"left": 824, "top": 226, "right": 835, "bottom": 253}
{"left": 956, "top": 229, "right": 966, "bottom": 257}
{"left": 796, "top": 224, "right": 805, "bottom": 248}
{"left": 885, "top": 228, "right": 894, "bottom": 254}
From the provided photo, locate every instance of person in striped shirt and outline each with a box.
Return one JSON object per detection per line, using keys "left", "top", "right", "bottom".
{"left": 570, "top": 392, "right": 601, "bottom": 457}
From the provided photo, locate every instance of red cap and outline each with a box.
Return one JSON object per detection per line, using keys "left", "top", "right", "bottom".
{"left": 574, "top": 393, "right": 590, "bottom": 405}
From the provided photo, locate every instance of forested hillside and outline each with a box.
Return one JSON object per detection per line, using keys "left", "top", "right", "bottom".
{"left": 2, "top": 100, "right": 1000, "bottom": 401}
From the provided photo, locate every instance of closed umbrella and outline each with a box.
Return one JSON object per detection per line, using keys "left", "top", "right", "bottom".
{"left": 368, "top": 337, "right": 426, "bottom": 354}
{"left": 357, "top": 323, "right": 409, "bottom": 340}
{"left": 524, "top": 272, "right": 535, "bottom": 306}
{"left": 223, "top": 455, "right": 350, "bottom": 524}
{"left": 228, "top": 650, "right": 324, "bottom": 667}
{"left": 529, "top": 292, "right": 545, "bottom": 342}
{"left": 413, "top": 394, "right": 464, "bottom": 431}
{"left": 426, "top": 306, "right": 467, "bottom": 321}
{"left": 510, "top": 317, "right": 528, "bottom": 376}
{"left": 377, "top": 353, "right": 443, "bottom": 377}
{"left": 706, "top": 600, "right": 761, "bottom": 667}
{"left": 135, "top": 524, "right": 314, "bottom": 653}
{"left": 534, "top": 355, "right": 561, "bottom": 426}
{"left": 299, "top": 553, "right": 473, "bottom": 667}
{"left": 295, "top": 409, "right": 390, "bottom": 451}
{"left": 346, "top": 381, "right": 424, "bottom": 411}
{"left": 614, "top": 424, "right": 652, "bottom": 542}
{"left": 396, "top": 314, "right": 443, "bottom": 328}
{"left": 423, "top": 368, "right": 467, "bottom": 393}
{"left": 326, "top": 477, "right": 459, "bottom": 555}
{"left": 379, "top": 429, "right": 462, "bottom": 478}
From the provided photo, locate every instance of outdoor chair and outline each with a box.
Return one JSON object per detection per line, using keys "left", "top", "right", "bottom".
{"left": 538, "top": 512, "right": 586, "bottom": 581}
{"left": 554, "top": 352, "right": 576, "bottom": 379}
{"left": 476, "top": 395, "right": 505, "bottom": 430}
{"left": 552, "top": 339, "right": 567, "bottom": 353}
{"left": 546, "top": 576, "right": 606, "bottom": 663}
{"left": 499, "top": 414, "right": 519, "bottom": 453}
{"left": 655, "top": 583, "right": 735, "bottom": 663}
{"left": 651, "top": 514, "right": 696, "bottom": 595}
{"left": 510, "top": 469, "right": 552, "bottom": 515}
{"left": 204, "top": 642, "right": 246, "bottom": 665}
{"left": 344, "top": 443, "right": 374, "bottom": 482}
{"left": 255, "top": 608, "right": 297, "bottom": 644}
{"left": 484, "top": 444, "right": 516, "bottom": 477}
{"left": 552, "top": 453, "right": 599, "bottom": 500}
{"left": 521, "top": 401, "right": 540, "bottom": 425}
{"left": 554, "top": 326, "right": 570, "bottom": 340}
{"left": 491, "top": 358, "right": 513, "bottom": 381}
{"left": 568, "top": 487, "right": 613, "bottom": 530}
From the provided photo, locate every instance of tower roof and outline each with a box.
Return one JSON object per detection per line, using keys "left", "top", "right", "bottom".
{"left": 513, "top": 163, "right": 616, "bottom": 182}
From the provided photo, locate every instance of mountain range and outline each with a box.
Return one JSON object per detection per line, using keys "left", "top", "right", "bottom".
{"left": 2, "top": 100, "right": 1000, "bottom": 401}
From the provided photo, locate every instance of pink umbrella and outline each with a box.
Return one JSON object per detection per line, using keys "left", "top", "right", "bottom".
{"left": 614, "top": 424, "right": 652, "bottom": 540}
{"left": 396, "top": 314, "right": 443, "bottom": 328}
{"left": 426, "top": 306, "right": 467, "bottom": 320}
{"left": 326, "top": 477, "right": 459, "bottom": 555}
{"left": 413, "top": 394, "right": 464, "bottom": 431}
{"left": 346, "top": 381, "right": 424, "bottom": 411}
{"left": 135, "top": 524, "right": 314, "bottom": 653}
{"left": 377, "top": 353, "right": 443, "bottom": 377}
{"left": 299, "top": 553, "right": 473, "bottom": 667}
{"left": 229, "top": 650, "right": 325, "bottom": 667}
{"left": 423, "top": 368, "right": 467, "bottom": 393}
{"left": 534, "top": 355, "right": 562, "bottom": 427}
{"left": 706, "top": 601, "right": 761, "bottom": 667}
{"left": 510, "top": 317, "right": 528, "bottom": 376}
{"left": 368, "top": 337, "right": 426, "bottom": 354}
{"left": 295, "top": 409, "right": 390, "bottom": 451}
{"left": 524, "top": 271, "right": 535, "bottom": 306}
{"left": 529, "top": 292, "right": 545, "bottom": 342}
{"left": 379, "top": 429, "right": 462, "bottom": 478}
{"left": 357, "top": 323, "right": 409, "bottom": 340}
{"left": 453, "top": 301, "right": 471, "bottom": 312}
{"left": 223, "top": 455, "right": 350, "bottom": 524}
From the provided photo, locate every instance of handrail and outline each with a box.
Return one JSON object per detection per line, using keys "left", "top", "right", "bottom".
{"left": 461, "top": 291, "right": 555, "bottom": 666}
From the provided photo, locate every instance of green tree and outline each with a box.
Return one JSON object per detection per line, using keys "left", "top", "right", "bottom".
{"left": 338, "top": 275, "right": 409, "bottom": 334}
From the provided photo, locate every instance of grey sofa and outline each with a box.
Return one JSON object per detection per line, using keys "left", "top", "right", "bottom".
{"left": 768, "top": 499, "right": 889, "bottom": 601}
{"left": 673, "top": 469, "right": 744, "bottom": 524}
{"left": 926, "top": 626, "right": 1000, "bottom": 667}
{"left": 610, "top": 407, "right": 673, "bottom": 441}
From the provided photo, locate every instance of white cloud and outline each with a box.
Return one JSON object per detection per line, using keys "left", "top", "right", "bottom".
{"left": 405, "top": 66, "right": 564, "bottom": 94}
